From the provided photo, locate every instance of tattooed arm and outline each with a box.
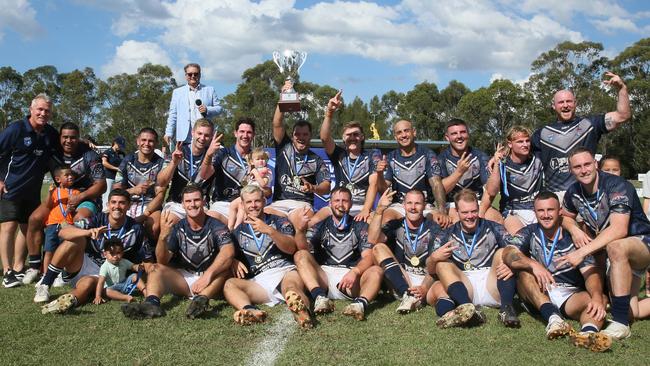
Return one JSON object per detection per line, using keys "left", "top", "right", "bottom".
{"left": 603, "top": 72, "right": 631, "bottom": 131}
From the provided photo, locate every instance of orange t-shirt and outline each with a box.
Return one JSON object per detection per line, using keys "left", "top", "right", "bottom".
{"left": 46, "top": 188, "right": 81, "bottom": 226}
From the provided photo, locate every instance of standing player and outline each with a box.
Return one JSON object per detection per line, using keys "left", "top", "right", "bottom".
{"left": 428, "top": 189, "right": 519, "bottom": 328}
{"left": 223, "top": 185, "right": 313, "bottom": 328}
{"left": 316, "top": 90, "right": 382, "bottom": 222}
{"left": 0, "top": 94, "right": 59, "bottom": 287}
{"left": 481, "top": 126, "right": 544, "bottom": 234}
{"left": 532, "top": 72, "right": 630, "bottom": 197}
{"left": 438, "top": 118, "right": 502, "bottom": 223}
{"left": 121, "top": 185, "right": 235, "bottom": 319}
{"left": 555, "top": 148, "right": 650, "bottom": 340}
{"left": 368, "top": 188, "right": 444, "bottom": 314}
{"left": 502, "top": 192, "right": 610, "bottom": 352}
{"left": 293, "top": 187, "right": 383, "bottom": 320}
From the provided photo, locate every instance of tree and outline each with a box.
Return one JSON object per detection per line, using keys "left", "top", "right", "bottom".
{"left": 380, "top": 90, "right": 404, "bottom": 136}
{"left": 58, "top": 68, "right": 99, "bottom": 134}
{"left": 439, "top": 80, "right": 470, "bottom": 122}
{"left": 397, "top": 82, "right": 443, "bottom": 140}
{"left": 0, "top": 67, "right": 23, "bottom": 129}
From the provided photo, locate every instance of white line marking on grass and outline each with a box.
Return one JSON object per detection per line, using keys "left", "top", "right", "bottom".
{"left": 244, "top": 310, "right": 296, "bottom": 366}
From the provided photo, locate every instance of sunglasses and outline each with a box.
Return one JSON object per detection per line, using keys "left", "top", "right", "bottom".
{"left": 186, "top": 72, "right": 200, "bottom": 77}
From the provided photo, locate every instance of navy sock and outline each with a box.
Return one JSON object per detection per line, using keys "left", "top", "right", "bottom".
{"left": 540, "top": 302, "right": 559, "bottom": 323}
{"left": 28, "top": 255, "right": 42, "bottom": 270}
{"left": 243, "top": 304, "right": 260, "bottom": 311}
{"left": 497, "top": 277, "right": 516, "bottom": 310}
{"left": 380, "top": 258, "right": 409, "bottom": 297}
{"left": 145, "top": 295, "right": 161, "bottom": 307}
{"left": 610, "top": 294, "right": 630, "bottom": 326}
{"left": 447, "top": 282, "right": 471, "bottom": 305}
{"left": 41, "top": 264, "right": 62, "bottom": 287}
{"left": 310, "top": 287, "right": 327, "bottom": 300}
{"left": 435, "top": 297, "right": 456, "bottom": 317}
{"left": 353, "top": 296, "right": 369, "bottom": 311}
{"left": 581, "top": 323, "right": 599, "bottom": 333}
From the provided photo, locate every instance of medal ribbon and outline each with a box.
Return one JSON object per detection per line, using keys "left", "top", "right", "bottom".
{"left": 106, "top": 222, "right": 126, "bottom": 239}
{"left": 57, "top": 188, "right": 73, "bottom": 219}
{"left": 403, "top": 219, "right": 424, "bottom": 256}
{"left": 346, "top": 155, "right": 361, "bottom": 184}
{"left": 460, "top": 221, "right": 482, "bottom": 259}
{"left": 293, "top": 148, "right": 309, "bottom": 177}
{"left": 335, "top": 214, "right": 349, "bottom": 230}
{"left": 580, "top": 187, "right": 602, "bottom": 221}
{"left": 247, "top": 218, "right": 269, "bottom": 253}
{"left": 188, "top": 142, "right": 205, "bottom": 181}
{"left": 538, "top": 227, "right": 561, "bottom": 267}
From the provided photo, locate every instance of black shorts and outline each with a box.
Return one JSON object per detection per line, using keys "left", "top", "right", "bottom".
{"left": 0, "top": 198, "right": 41, "bottom": 224}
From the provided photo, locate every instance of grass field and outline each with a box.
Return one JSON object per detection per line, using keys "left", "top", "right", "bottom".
{"left": 1, "top": 284, "right": 650, "bottom": 366}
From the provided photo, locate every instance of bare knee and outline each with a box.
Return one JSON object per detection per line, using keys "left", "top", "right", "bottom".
{"left": 372, "top": 243, "right": 391, "bottom": 263}
{"left": 606, "top": 240, "right": 628, "bottom": 263}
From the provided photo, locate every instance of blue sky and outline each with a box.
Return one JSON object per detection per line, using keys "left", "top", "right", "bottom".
{"left": 1, "top": 0, "right": 648, "bottom": 102}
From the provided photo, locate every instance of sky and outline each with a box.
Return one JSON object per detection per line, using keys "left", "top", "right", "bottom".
{"left": 1, "top": 0, "right": 649, "bottom": 103}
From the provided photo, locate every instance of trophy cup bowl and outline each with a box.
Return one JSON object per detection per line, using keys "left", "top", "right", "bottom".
{"left": 273, "top": 49, "right": 307, "bottom": 112}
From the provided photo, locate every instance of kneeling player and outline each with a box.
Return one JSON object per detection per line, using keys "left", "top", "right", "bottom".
{"left": 121, "top": 185, "right": 234, "bottom": 319}
{"left": 223, "top": 185, "right": 313, "bottom": 329}
{"left": 428, "top": 189, "right": 519, "bottom": 328}
{"left": 294, "top": 187, "right": 383, "bottom": 320}
{"left": 368, "top": 189, "right": 444, "bottom": 314}
{"left": 504, "top": 192, "right": 610, "bottom": 352}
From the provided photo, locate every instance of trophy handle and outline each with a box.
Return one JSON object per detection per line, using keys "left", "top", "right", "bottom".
{"left": 272, "top": 51, "right": 284, "bottom": 74}
{"left": 296, "top": 51, "right": 307, "bottom": 74}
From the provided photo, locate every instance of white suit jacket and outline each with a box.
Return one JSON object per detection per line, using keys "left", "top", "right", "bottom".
{"left": 165, "top": 83, "right": 221, "bottom": 142}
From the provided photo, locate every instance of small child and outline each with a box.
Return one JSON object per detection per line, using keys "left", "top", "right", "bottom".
{"left": 599, "top": 155, "right": 622, "bottom": 176}
{"left": 42, "top": 165, "right": 81, "bottom": 274}
{"left": 93, "top": 238, "right": 147, "bottom": 304}
{"left": 227, "top": 148, "right": 272, "bottom": 230}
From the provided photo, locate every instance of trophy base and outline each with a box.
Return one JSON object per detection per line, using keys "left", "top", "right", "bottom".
{"left": 278, "top": 92, "right": 301, "bottom": 112}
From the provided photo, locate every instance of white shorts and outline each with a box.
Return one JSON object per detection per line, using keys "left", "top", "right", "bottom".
{"left": 268, "top": 200, "right": 313, "bottom": 215}
{"left": 69, "top": 254, "right": 100, "bottom": 287}
{"left": 464, "top": 268, "right": 499, "bottom": 307}
{"left": 387, "top": 202, "right": 435, "bottom": 217}
{"left": 179, "top": 269, "right": 203, "bottom": 296}
{"left": 162, "top": 201, "right": 186, "bottom": 219}
{"left": 209, "top": 201, "right": 231, "bottom": 218}
{"left": 322, "top": 266, "right": 353, "bottom": 300}
{"left": 546, "top": 283, "right": 580, "bottom": 309}
{"left": 505, "top": 209, "right": 537, "bottom": 226}
{"left": 252, "top": 265, "right": 296, "bottom": 306}
{"left": 555, "top": 191, "right": 566, "bottom": 208}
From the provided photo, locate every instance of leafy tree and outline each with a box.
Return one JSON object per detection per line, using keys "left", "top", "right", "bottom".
{"left": 0, "top": 67, "right": 23, "bottom": 129}
{"left": 58, "top": 68, "right": 99, "bottom": 134}
{"left": 397, "top": 82, "right": 443, "bottom": 140}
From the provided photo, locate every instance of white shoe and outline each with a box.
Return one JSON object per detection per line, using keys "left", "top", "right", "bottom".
{"left": 602, "top": 320, "right": 631, "bottom": 340}
{"left": 34, "top": 284, "right": 50, "bottom": 303}
{"left": 396, "top": 293, "right": 421, "bottom": 314}
{"left": 313, "top": 295, "right": 335, "bottom": 314}
{"left": 22, "top": 268, "right": 41, "bottom": 285}
{"left": 342, "top": 302, "right": 365, "bottom": 321}
{"left": 52, "top": 273, "right": 67, "bottom": 287}
{"left": 546, "top": 314, "right": 572, "bottom": 339}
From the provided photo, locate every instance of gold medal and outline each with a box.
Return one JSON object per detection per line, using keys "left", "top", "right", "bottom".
{"left": 346, "top": 182, "right": 355, "bottom": 191}
{"left": 464, "top": 261, "right": 473, "bottom": 271}
{"left": 293, "top": 175, "right": 301, "bottom": 188}
{"left": 255, "top": 255, "right": 263, "bottom": 264}
{"left": 410, "top": 256, "right": 420, "bottom": 267}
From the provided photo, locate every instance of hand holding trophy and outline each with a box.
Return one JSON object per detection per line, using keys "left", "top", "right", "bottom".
{"left": 273, "top": 50, "right": 307, "bottom": 112}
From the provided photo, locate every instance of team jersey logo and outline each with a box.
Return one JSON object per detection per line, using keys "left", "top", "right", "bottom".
{"left": 23, "top": 137, "right": 32, "bottom": 147}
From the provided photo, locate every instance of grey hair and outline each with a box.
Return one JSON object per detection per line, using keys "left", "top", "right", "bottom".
{"left": 31, "top": 93, "right": 52, "bottom": 107}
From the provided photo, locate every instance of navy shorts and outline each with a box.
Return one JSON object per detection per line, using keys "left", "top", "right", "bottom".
{"left": 44, "top": 224, "right": 62, "bottom": 253}
{"left": 108, "top": 273, "right": 138, "bottom": 294}
{"left": 0, "top": 198, "right": 40, "bottom": 224}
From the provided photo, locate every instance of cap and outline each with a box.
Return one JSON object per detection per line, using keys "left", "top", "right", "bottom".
{"left": 113, "top": 136, "right": 126, "bottom": 150}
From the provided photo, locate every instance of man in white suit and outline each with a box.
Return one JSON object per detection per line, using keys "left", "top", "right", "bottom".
{"left": 164, "top": 63, "right": 222, "bottom": 146}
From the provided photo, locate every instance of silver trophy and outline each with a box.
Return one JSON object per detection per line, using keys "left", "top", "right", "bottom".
{"left": 273, "top": 49, "right": 307, "bottom": 112}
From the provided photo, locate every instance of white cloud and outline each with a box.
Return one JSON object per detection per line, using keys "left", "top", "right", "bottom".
{"left": 0, "top": 0, "right": 43, "bottom": 41}
{"left": 592, "top": 16, "right": 642, "bottom": 34}
{"left": 101, "top": 40, "right": 173, "bottom": 77}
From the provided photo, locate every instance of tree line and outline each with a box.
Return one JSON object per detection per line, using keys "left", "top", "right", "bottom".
{"left": 1, "top": 38, "right": 648, "bottom": 176}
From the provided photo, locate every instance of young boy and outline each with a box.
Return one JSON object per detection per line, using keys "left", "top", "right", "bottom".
{"left": 599, "top": 155, "right": 622, "bottom": 176}
{"left": 227, "top": 147, "right": 272, "bottom": 230}
{"left": 93, "top": 238, "right": 147, "bottom": 304}
{"left": 42, "top": 165, "right": 80, "bottom": 276}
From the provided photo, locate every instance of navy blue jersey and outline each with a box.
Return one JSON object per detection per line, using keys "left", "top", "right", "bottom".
{"left": 273, "top": 135, "right": 330, "bottom": 203}
{"left": 438, "top": 147, "right": 490, "bottom": 202}
{"left": 310, "top": 215, "right": 371, "bottom": 267}
{"left": 564, "top": 171, "right": 650, "bottom": 237}
{"left": 101, "top": 148, "right": 125, "bottom": 180}
{"left": 115, "top": 153, "right": 164, "bottom": 205}
{"left": 328, "top": 146, "right": 381, "bottom": 206}
{"left": 498, "top": 155, "right": 544, "bottom": 212}
{"left": 384, "top": 145, "right": 441, "bottom": 205}
{"left": 168, "top": 144, "right": 212, "bottom": 204}
{"left": 76, "top": 213, "right": 152, "bottom": 267}
{"left": 210, "top": 145, "right": 249, "bottom": 202}
{"left": 382, "top": 218, "right": 442, "bottom": 276}
{"left": 232, "top": 214, "right": 295, "bottom": 276}
{"left": 532, "top": 115, "right": 608, "bottom": 192}
{"left": 0, "top": 118, "right": 59, "bottom": 200}
{"left": 58, "top": 144, "right": 106, "bottom": 198}
{"left": 509, "top": 224, "right": 594, "bottom": 287}
{"left": 434, "top": 219, "right": 509, "bottom": 271}
{"left": 166, "top": 216, "right": 233, "bottom": 272}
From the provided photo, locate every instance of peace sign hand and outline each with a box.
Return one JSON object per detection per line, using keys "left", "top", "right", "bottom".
{"left": 206, "top": 133, "right": 223, "bottom": 157}
{"left": 171, "top": 142, "right": 184, "bottom": 165}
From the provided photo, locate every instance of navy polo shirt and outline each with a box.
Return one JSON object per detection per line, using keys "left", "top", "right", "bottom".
{"left": 0, "top": 117, "right": 59, "bottom": 200}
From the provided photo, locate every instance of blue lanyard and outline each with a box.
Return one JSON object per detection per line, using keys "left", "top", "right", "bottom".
{"left": 233, "top": 147, "right": 247, "bottom": 169}
{"left": 188, "top": 143, "right": 203, "bottom": 181}
{"left": 293, "top": 149, "right": 308, "bottom": 176}
{"left": 335, "top": 214, "right": 349, "bottom": 230}
{"left": 580, "top": 187, "right": 601, "bottom": 221}
{"left": 56, "top": 188, "right": 72, "bottom": 219}
{"left": 403, "top": 219, "right": 424, "bottom": 254}
{"left": 460, "top": 221, "right": 482, "bottom": 258}
{"left": 346, "top": 155, "right": 361, "bottom": 181}
{"left": 499, "top": 161, "right": 509, "bottom": 197}
{"left": 538, "top": 227, "right": 561, "bottom": 267}
{"left": 247, "top": 224, "right": 266, "bottom": 252}
{"left": 106, "top": 223, "right": 126, "bottom": 239}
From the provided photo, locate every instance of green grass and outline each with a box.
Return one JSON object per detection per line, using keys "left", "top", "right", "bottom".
{"left": 1, "top": 286, "right": 650, "bottom": 366}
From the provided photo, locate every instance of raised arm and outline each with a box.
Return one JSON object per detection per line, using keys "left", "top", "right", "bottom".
{"left": 272, "top": 81, "right": 293, "bottom": 145}
{"left": 603, "top": 72, "right": 631, "bottom": 131}
{"left": 321, "top": 90, "right": 342, "bottom": 156}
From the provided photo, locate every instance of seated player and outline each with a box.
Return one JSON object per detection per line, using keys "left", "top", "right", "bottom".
{"left": 38, "top": 189, "right": 152, "bottom": 312}
{"left": 428, "top": 189, "right": 519, "bottom": 328}
{"left": 481, "top": 126, "right": 543, "bottom": 234}
{"left": 368, "top": 188, "right": 444, "bottom": 314}
{"left": 503, "top": 192, "right": 611, "bottom": 352}
{"left": 121, "top": 185, "right": 235, "bottom": 319}
{"left": 556, "top": 147, "right": 650, "bottom": 340}
{"left": 93, "top": 237, "right": 147, "bottom": 305}
{"left": 293, "top": 187, "right": 383, "bottom": 320}
{"left": 223, "top": 185, "right": 313, "bottom": 328}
